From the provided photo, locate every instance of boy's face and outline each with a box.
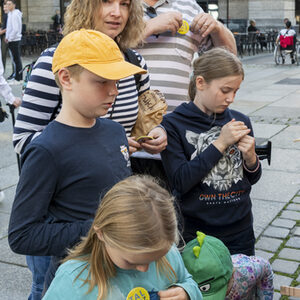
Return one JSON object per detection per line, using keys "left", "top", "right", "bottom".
{"left": 69, "top": 69, "right": 119, "bottom": 119}
{"left": 6, "top": 1, "right": 15, "bottom": 11}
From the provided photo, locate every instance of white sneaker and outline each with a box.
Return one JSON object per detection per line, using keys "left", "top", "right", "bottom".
{"left": 0, "top": 191, "right": 5, "bottom": 203}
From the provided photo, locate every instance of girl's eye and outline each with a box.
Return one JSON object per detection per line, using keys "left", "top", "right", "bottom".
{"left": 221, "top": 89, "right": 230, "bottom": 94}
{"left": 199, "top": 283, "right": 211, "bottom": 292}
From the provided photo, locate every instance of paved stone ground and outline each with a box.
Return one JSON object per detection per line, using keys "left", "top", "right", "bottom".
{"left": 0, "top": 52, "right": 299, "bottom": 299}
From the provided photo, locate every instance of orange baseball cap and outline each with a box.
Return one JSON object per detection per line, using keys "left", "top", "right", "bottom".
{"left": 52, "top": 29, "right": 146, "bottom": 80}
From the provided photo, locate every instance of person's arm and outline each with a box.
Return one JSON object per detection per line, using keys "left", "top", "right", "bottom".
{"left": 190, "top": 12, "right": 237, "bottom": 54}
{"left": 8, "top": 145, "right": 92, "bottom": 257}
{"left": 134, "top": 51, "right": 150, "bottom": 95}
{"left": 161, "top": 118, "right": 223, "bottom": 194}
{"left": 143, "top": 11, "right": 183, "bottom": 39}
{"left": 239, "top": 119, "right": 262, "bottom": 185}
{"left": 9, "top": 12, "right": 22, "bottom": 41}
{"left": 13, "top": 47, "right": 61, "bottom": 154}
{"left": 0, "top": 74, "right": 21, "bottom": 106}
{"left": 158, "top": 247, "right": 203, "bottom": 300}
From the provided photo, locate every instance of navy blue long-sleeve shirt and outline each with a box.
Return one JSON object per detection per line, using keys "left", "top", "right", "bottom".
{"left": 161, "top": 102, "right": 261, "bottom": 235}
{"left": 8, "top": 119, "right": 131, "bottom": 257}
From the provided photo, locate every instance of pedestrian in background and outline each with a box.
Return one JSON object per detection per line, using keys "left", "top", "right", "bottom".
{"left": 0, "top": 1, "right": 9, "bottom": 70}
{"left": 51, "top": 9, "right": 61, "bottom": 32}
{"left": 0, "top": 37, "right": 21, "bottom": 107}
{"left": 5, "top": 0, "right": 23, "bottom": 84}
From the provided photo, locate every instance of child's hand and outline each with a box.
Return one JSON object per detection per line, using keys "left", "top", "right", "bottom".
{"left": 158, "top": 286, "right": 189, "bottom": 299}
{"left": 140, "top": 126, "right": 167, "bottom": 154}
{"left": 128, "top": 137, "right": 142, "bottom": 155}
{"left": 237, "top": 134, "right": 257, "bottom": 168}
{"left": 214, "top": 119, "right": 250, "bottom": 153}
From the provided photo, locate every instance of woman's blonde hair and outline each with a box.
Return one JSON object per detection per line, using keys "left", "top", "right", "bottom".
{"left": 62, "top": 0, "right": 145, "bottom": 51}
{"left": 64, "top": 175, "right": 179, "bottom": 300}
{"left": 188, "top": 48, "right": 244, "bottom": 101}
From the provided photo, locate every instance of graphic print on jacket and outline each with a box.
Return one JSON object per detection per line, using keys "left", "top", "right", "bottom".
{"left": 186, "top": 126, "right": 243, "bottom": 191}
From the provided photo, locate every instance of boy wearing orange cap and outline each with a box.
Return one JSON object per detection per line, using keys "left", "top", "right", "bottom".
{"left": 182, "top": 232, "right": 274, "bottom": 299}
{"left": 8, "top": 29, "right": 146, "bottom": 294}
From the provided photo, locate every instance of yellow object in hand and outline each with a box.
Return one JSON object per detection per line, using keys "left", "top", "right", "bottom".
{"left": 178, "top": 20, "right": 189, "bottom": 35}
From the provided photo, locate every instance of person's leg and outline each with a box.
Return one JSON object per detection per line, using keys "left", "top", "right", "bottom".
{"left": 8, "top": 41, "right": 22, "bottom": 81}
{"left": 43, "top": 256, "right": 63, "bottom": 295}
{"left": 1, "top": 35, "right": 8, "bottom": 70}
{"left": 26, "top": 255, "right": 51, "bottom": 300}
{"left": 8, "top": 48, "right": 16, "bottom": 79}
{"left": 218, "top": 225, "right": 255, "bottom": 256}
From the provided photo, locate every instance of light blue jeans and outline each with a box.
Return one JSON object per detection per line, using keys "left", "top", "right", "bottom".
{"left": 26, "top": 255, "right": 51, "bottom": 300}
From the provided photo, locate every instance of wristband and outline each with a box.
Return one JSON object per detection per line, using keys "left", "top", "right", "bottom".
{"left": 243, "top": 154, "right": 260, "bottom": 173}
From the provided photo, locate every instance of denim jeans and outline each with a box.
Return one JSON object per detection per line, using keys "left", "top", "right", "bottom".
{"left": 26, "top": 255, "right": 51, "bottom": 300}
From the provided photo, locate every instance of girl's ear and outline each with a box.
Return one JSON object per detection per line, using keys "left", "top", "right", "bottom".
{"left": 94, "top": 227, "right": 104, "bottom": 241}
{"left": 195, "top": 76, "right": 207, "bottom": 91}
{"left": 58, "top": 68, "right": 72, "bottom": 90}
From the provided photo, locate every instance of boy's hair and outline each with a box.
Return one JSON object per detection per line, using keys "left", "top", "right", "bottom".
{"left": 62, "top": 0, "right": 145, "bottom": 51}
{"left": 6, "top": 0, "right": 16, "bottom": 4}
{"left": 64, "top": 175, "right": 179, "bottom": 299}
{"left": 188, "top": 48, "right": 244, "bottom": 101}
{"left": 54, "top": 65, "right": 84, "bottom": 90}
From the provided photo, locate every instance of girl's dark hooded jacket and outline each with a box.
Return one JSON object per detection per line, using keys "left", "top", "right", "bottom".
{"left": 161, "top": 102, "right": 261, "bottom": 236}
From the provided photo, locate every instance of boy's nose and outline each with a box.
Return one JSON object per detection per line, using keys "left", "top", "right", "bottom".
{"left": 109, "top": 81, "right": 119, "bottom": 96}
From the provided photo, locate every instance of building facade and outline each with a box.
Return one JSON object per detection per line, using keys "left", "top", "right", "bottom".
{"left": 219, "top": 0, "right": 298, "bottom": 32}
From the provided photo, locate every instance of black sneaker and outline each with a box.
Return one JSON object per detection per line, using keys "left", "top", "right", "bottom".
{"left": 292, "top": 58, "right": 295, "bottom": 64}
{"left": 7, "top": 73, "right": 15, "bottom": 80}
{"left": 282, "top": 58, "right": 285, "bottom": 64}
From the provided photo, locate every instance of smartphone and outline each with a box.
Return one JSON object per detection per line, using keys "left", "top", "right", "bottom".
{"left": 136, "top": 136, "right": 154, "bottom": 143}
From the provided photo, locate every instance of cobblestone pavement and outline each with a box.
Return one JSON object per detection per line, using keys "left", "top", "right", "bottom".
{"left": 0, "top": 52, "right": 299, "bottom": 299}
